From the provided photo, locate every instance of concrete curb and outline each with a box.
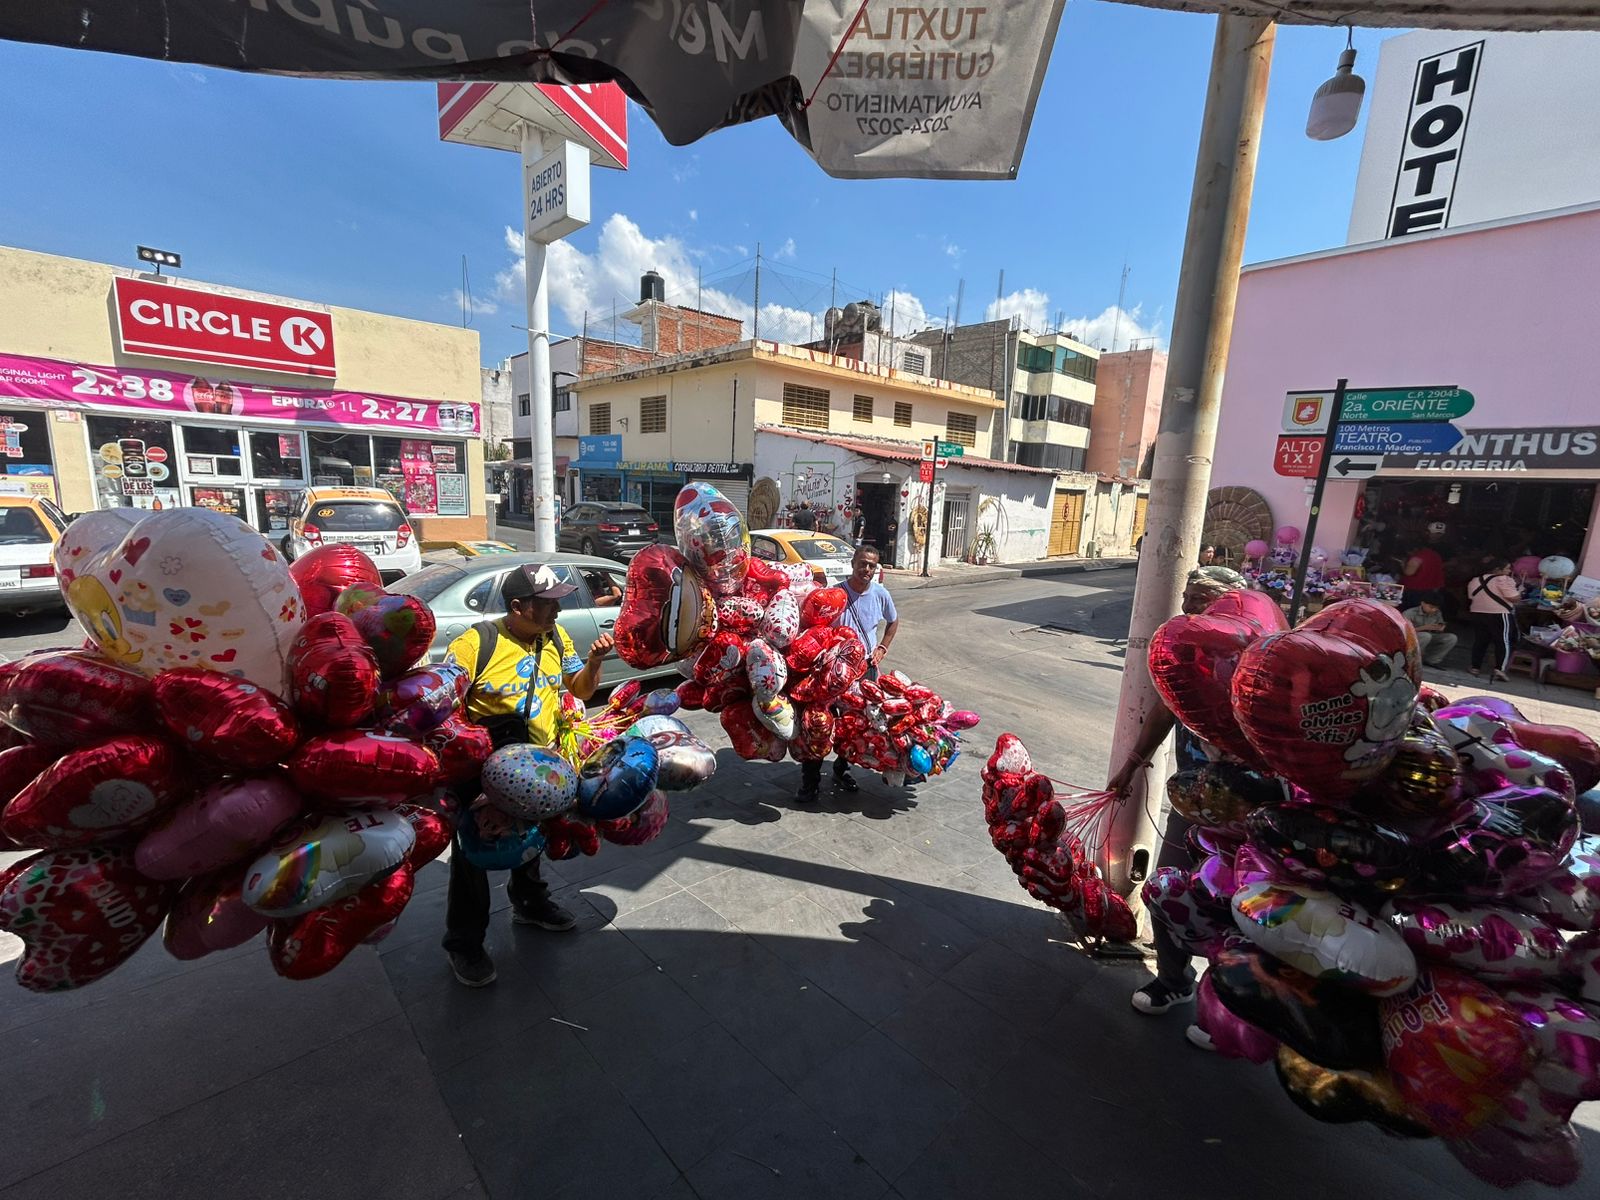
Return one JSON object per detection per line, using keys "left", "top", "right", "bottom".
{"left": 888, "top": 557, "right": 1138, "bottom": 590}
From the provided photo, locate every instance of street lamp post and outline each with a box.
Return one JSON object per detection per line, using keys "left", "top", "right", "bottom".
{"left": 1102, "top": 14, "right": 1276, "bottom": 896}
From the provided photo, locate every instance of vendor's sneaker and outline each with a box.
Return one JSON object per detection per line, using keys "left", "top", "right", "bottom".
{"left": 1185, "top": 1024, "right": 1217, "bottom": 1052}
{"left": 1130, "top": 979, "right": 1196, "bottom": 1015}
{"left": 512, "top": 897, "right": 579, "bottom": 931}
{"left": 448, "top": 949, "right": 497, "bottom": 988}
{"left": 833, "top": 769, "right": 860, "bottom": 794}
{"left": 796, "top": 784, "right": 820, "bottom": 804}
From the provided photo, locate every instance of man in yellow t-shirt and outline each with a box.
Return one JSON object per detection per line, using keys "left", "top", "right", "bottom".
{"left": 439, "top": 562, "right": 613, "bottom": 988}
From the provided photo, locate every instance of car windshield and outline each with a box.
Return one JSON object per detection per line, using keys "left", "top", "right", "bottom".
{"left": 311, "top": 501, "right": 406, "bottom": 532}
{"left": 788, "top": 537, "right": 854, "bottom": 561}
{"left": 389, "top": 563, "right": 465, "bottom": 602}
{"left": 0, "top": 506, "right": 49, "bottom": 545}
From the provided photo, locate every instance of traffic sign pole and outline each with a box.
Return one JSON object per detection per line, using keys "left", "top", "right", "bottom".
{"left": 919, "top": 455, "right": 937, "bottom": 578}
{"left": 1289, "top": 377, "right": 1347, "bottom": 625}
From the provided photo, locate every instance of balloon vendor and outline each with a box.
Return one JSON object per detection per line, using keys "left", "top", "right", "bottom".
{"left": 1108, "top": 565, "right": 1251, "bottom": 1025}
{"left": 438, "top": 563, "right": 614, "bottom": 988}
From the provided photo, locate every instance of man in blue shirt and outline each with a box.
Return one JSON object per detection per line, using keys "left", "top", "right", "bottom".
{"left": 799, "top": 545, "right": 899, "bottom": 802}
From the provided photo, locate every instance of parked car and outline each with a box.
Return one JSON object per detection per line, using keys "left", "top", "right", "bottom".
{"left": 0, "top": 495, "right": 70, "bottom": 615}
{"left": 390, "top": 552, "right": 672, "bottom": 689}
{"left": 748, "top": 529, "right": 882, "bottom": 588}
{"left": 556, "top": 502, "right": 659, "bottom": 562}
{"left": 282, "top": 486, "right": 423, "bottom": 581}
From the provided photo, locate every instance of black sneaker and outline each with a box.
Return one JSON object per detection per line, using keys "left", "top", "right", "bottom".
{"left": 448, "top": 949, "right": 497, "bottom": 988}
{"left": 1130, "top": 979, "right": 1196, "bottom": 1015}
{"left": 796, "top": 785, "right": 820, "bottom": 804}
{"left": 512, "top": 897, "right": 579, "bottom": 931}
{"left": 833, "top": 769, "right": 860, "bottom": 794}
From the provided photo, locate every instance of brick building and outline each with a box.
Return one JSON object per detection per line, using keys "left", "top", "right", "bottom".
{"left": 1087, "top": 346, "right": 1166, "bottom": 478}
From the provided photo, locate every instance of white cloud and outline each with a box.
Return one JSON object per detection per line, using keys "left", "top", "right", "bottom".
{"left": 774, "top": 237, "right": 797, "bottom": 261}
{"left": 447, "top": 289, "right": 499, "bottom": 319}
{"left": 986, "top": 287, "right": 1051, "bottom": 331}
{"left": 688, "top": 209, "right": 698, "bottom": 222}
{"left": 1057, "top": 304, "right": 1165, "bottom": 352}
{"left": 881, "top": 289, "right": 934, "bottom": 338}
{"left": 941, "top": 238, "right": 962, "bottom": 261}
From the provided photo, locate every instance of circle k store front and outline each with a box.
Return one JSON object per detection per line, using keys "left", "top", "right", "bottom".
{"left": 0, "top": 245, "right": 488, "bottom": 545}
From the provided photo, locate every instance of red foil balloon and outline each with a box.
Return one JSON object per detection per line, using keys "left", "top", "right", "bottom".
{"left": 421, "top": 714, "right": 493, "bottom": 785}
{"left": 153, "top": 667, "right": 301, "bottom": 768}
{"left": 790, "top": 705, "right": 836, "bottom": 762}
{"left": 267, "top": 863, "right": 414, "bottom": 980}
{"left": 598, "top": 788, "right": 669, "bottom": 846}
{"left": 0, "top": 846, "right": 175, "bottom": 990}
{"left": 798, "top": 587, "right": 847, "bottom": 629}
{"left": 287, "top": 730, "right": 440, "bottom": 805}
{"left": 721, "top": 701, "right": 785, "bottom": 761}
{"left": 349, "top": 594, "right": 437, "bottom": 679}
{"left": 2, "top": 735, "right": 188, "bottom": 849}
{"left": 692, "top": 630, "right": 749, "bottom": 687}
{"left": 1233, "top": 601, "right": 1418, "bottom": 801}
{"left": 741, "top": 555, "right": 789, "bottom": 600}
{"left": 394, "top": 801, "right": 452, "bottom": 867}
{"left": 163, "top": 871, "right": 269, "bottom": 960}
{"left": 0, "top": 650, "right": 155, "bottom": 745}
{"left": 1304, "top": 597, "right": 1421, "bottom": 672}
{"left": 289, "top": 612, "right": 382, "bottom": 728}
{"left": 674, "top": 680, "right": 708, "bottom": 711}
{"left": 289, "top": 544, "right": 384, "bottom": 617}
{"left": 332, "top": 581, "right": 388, "bottom": 616}
{"left": 789, "top": 628, "right": 868, "bottom": 705}
{"left": 1204, "top": 588, "right": 1289, "bottom": 637}
{"left": 616, "top": 545, "right": 718, "bottom": 669}
{"left": 1148, "top": 612, "right": 1266, "bottom": 770}
{"left": 1507, "top": 720, "right": 1600, "bottom": 795}
{"left": 1378, "top": 965, "right": 1534, "bottom": 1138}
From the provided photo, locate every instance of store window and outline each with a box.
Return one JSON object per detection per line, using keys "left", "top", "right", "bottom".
{"left": 248, "top": 430, "right": 306, "bottom": 480}
{"left": 0, "top": 409, "right": 56, "bottom": 495}
{"left": 181, "top": 425, "right": 245, "bottom": 477}
{"left": 86, "top": 415, "right": 180, "bottom": 510}
{"left": 306, "top": 431, "right": 374, "bottom": 486}
{"left": 372, "top": 437, "right": 467, "bottom": 516}
{"left": 518, "top": 393, "right": 531, "bottom": 417}
{"left": 945, "top": 411, "right": 978, "bottom": 449}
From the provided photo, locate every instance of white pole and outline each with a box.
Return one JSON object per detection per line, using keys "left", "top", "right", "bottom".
{"left": 521, "top": 123, "right": 557, "bottom": 553}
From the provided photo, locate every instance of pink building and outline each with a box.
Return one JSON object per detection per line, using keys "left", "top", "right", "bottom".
{"left": 1210, "top": 202, "right": 1600, "bottom": 579}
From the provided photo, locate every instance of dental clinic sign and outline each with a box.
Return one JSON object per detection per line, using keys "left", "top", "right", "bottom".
{"left": 113, "top": 277, "right": 337, "bottom": 378}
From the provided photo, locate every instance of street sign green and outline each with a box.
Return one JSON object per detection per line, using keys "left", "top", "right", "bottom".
{"left": 936, "top": 441, "right": 964, "bottom": 457}
{"left": 1339, "top": 387, "right": 1474, "bottom": 424}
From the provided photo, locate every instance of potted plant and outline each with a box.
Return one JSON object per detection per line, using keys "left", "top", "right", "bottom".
{"left": 969, "top": 528, "right": 998, "bottom": 565}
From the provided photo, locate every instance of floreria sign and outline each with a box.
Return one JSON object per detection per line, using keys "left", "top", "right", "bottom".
{"left": 114, "top": 278, "right": 337, "bottom": 378}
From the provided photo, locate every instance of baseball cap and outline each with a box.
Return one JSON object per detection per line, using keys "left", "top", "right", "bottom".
{"left": 501, "top": 563, "right": 578, "bottom": 605}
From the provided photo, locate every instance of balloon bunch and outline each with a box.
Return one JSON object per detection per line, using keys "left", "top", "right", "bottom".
{"left": 0, "top": 511, "right": 468, "bottom": 990}
{"left": 1140, "top": 594, "right": 1600, "bottom": 1187}
{"left": 454, "top": 680, "right": 717, "bottom": 869}
{"left": 615, "top": 482, "right": 976, "bottom": 782}
{"left": 980, "top": 733, "right": 1137, "bottom": 944}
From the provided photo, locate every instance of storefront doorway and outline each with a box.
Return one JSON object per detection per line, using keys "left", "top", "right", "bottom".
{"left": 857, "top": 481, "right": 896, "bottom": 565}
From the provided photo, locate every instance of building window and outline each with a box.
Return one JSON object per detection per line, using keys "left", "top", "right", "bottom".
{"left": 517, "top": 393, "right": 531, "bottom": 417}
{"left": 781, "top": 382, "right": 830, "bottom": 431}
{"left": 902, "top": 349, "right": 927, "bottom": 375}
{"left": 894, "top": 401, "right": 913, "bottom": 428}
{"left": 852, "top": 394, "right": 874, "bottom": 423}
{"left": 945, "top": 411, "right": 978, "bottom": 449}
{"left": 640, "top": 395, "right": 667, "bottom": 434}
{"left": 554, "top": 389, "right": 572, "bottom": 412}
{"left": 1015, "top": 442, "right": 1087, "bottom": 471}
{"left": 589, "top": 402, "right": 611, "bottom": 435}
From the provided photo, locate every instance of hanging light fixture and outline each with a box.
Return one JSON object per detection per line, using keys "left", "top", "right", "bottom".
{"left": 1306, "top": 28, "right": 1366, "bottom": 141}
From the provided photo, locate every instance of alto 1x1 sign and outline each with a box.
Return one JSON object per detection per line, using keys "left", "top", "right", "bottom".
{"left": 1274, "top": 435, "right": 1325, "bottom": 478}
{"left": 526, "top": 140, "right": 591, "bottom": 245}
{"left": 918, "top": 461, "right": 935, "bottom": 484}
{"left": 113, "top": 277, "right": 336, "bottom": 378}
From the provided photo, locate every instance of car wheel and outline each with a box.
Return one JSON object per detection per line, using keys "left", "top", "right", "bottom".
{"left": 581, "top": 537, "right": 595, "bottom": 557}
{"left": 280, "top": 536, "right": 295, "bottom": 562}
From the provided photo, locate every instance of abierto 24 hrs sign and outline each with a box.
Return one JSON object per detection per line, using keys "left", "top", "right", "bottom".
{"left": 113, "top": 277, "right": 336, "bottom": 378}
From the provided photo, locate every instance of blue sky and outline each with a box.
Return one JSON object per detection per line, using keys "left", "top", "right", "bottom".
{"left": 0, "top": 3, "right": 1384, "bottom": 367}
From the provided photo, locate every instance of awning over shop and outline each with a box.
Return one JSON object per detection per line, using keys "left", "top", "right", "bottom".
{"left": 758, "top": 424, "right": 1057, "bottom": 476}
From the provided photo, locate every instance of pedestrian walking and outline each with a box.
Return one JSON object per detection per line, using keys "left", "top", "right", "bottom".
{"left": 438, "top": 563, "right": 613, "bottom": 987}
{"left": 1401, "top": 592, "right": 1459, "bottom": 667}
{"left": 1107, "top": 565, "right": 1250, "bottom": 1044}
{"left": 1467, "top": 558, "right": 1520, "bottom": 681}
{"left": 797, "top": 544, "right": 899, "bottom": 803}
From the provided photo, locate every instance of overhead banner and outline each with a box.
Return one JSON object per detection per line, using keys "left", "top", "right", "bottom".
{"left": 0, "top": 0, "right": 1065, "bottom": 180}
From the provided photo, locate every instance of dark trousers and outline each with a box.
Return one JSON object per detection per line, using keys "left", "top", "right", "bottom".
{"left": 1470, "top": 610, "right": 1515, "bottom": 672}
{"left": 441, "top": 839, "right": 550, "bottom": 955}
{"left": 1153, "top": 810, "right": 1197, "bottom": 989}
{"left": 800, "top": 757, "right": 854, "bottom": 789}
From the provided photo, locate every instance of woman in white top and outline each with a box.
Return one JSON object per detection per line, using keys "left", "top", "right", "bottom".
{"left": 1466, "top": 558, "right": 1521, "bottom": 681}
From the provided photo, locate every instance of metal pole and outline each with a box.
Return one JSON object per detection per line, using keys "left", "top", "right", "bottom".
{"left": 1102, "top": 14, "right": 1276, "bottom": 895}
{"left": 1288, "top": 379, "right": 1348, "bottom": 624}
{"left": 752, "top": 243, "right": 762, "bottom": 341}
{"left": 520, "top": 123, "right": 558, "bottom": 554}
{"left": 919, "top": 463, "right": 936, "bottom": 578}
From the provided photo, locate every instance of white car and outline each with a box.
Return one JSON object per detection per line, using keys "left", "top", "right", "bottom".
{"left": 0, "top": 496, "right": 70, "bottom": 615}
{"left": 283, "top": 487, "right": 424, "bottom": 581}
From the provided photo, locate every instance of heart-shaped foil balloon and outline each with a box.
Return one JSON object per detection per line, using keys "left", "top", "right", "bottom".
{"left": 242, "top": 807, "right": 415, "bottom": 917}
{"left": 1148, "top": 612, "right": 1267, "bottom": 770}
{"left": 2, "top": 735, "right": 189, "bottom": 849}
{"left": 268, "top": 863, "right": 415, "bottom": 980}
{"left": 54, "top": 507, "right": 302, "bottom": 694}
{"left": 288, "top": 543, "right": 384, "bottom": 618}
{"left": 616, "top": 546, "right": 718, "bottom": 669}
{"left": 153, "top": 668, "right": 301, "bottom": 769}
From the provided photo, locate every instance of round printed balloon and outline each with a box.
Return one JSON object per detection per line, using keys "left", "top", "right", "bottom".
{"left": 1434, "top": 707, "right": 1575, "bottom": 800}
{"left": 289, "top": 543, "right": 384, "bottom": 617}
{"left": 242, "top": 807, "right": 415, "bottom": 917}
{"left": 153, "top": 668, "right": 301, "bottom": 769}
{"left": 616, "top": 546, "right": 718, "bottom": 669}
{"left": 673, "top": 482, "right": 750, "bottom": 598}
{"left": 481, "top": 743, "right": 579, "bottom": 820}
{"left": 598, "top": 788, "right": 670, "bottom": 846}
{"left": 715, "top": 594, "right": 764, "bottom": 636}
{"left": 1141, "top": 866, "right": 1231, "bottom": 954}
{"left": 2, "top": 735, "right": 189, "bottom": 850}
{"left": 758, "top": 589, "right": 800, "bottom": 648}
{"left": 1232, "top": 880, "right": 1418, "bottom": 995}
{"left": 1245, "top": 802, "right": 1415, "bottom": 894}
{"left": 135, "top": 775, "right": 303, "bottom": 880}
{"left": 576, "top": 736, "right": 659, "bottom": 821}
{"left": 1389, "top": 899, "right": 1568, "bottom": 981}
{"left": 1208, "top": 939, "right": 1384, "bottom": 1070}
{"left": 0, "top": 651, "right": 155, "bottom": 746}
{"left": 458, "top": 804, "right": 547, "bottom": 870}
{"left": 1379, "top": 966, "right": 1534, "bottom": 1138}
{"left": 1506, "top": 720, "right": 1600, "bottom": 795}
{"left": 1420, "top": 786, "right": 1579, "bottom": 898}
{"left": 0, "top": 845, "right": 175, "bottom": 991}
{"left": 56, "top": 507, "right": 303, "bottom": 693}
{"left": 629, "top": 716, "right": 717, "bottom": 792}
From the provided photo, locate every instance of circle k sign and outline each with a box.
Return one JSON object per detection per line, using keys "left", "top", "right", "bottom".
{"left": 114, "top": 276, "right": 337, "bottom": 378}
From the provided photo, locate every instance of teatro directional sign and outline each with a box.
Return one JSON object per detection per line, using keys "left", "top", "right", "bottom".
{"left": 1335, "top": 422, "right": 1463, "bottom": 456}
{"left": 1339, "top": 386, "right": 1474, "bottom": 424}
